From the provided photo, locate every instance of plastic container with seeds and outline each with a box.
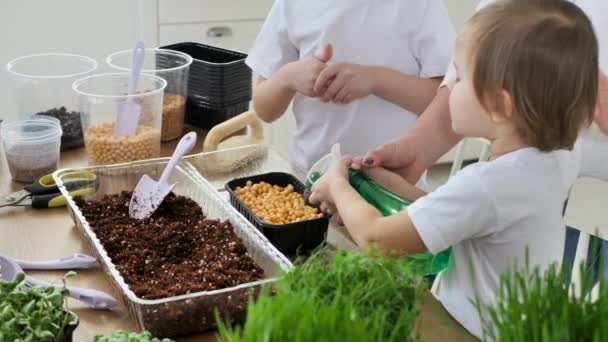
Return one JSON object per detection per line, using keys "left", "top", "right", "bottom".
{"left": 1, "top": 117, "right": 62, "bottom": 183}
{"left": 106, "top": 49, "right": 192, "bottom": 142}
{"left": 72, "top": 73, "right": 166, "bottom": 166}
{"left": 6, "top": 53, "right": 98, "bottom": 150}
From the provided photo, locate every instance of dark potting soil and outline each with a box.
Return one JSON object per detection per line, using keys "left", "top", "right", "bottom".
{"left": 74, "top": 191, "right": 265, "bottom": 300}
{"left": 36, "top": 107, "right": 83, "bottom": 150}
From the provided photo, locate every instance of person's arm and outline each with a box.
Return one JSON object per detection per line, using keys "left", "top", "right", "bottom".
{"left": 329, "top": 177, "right": 428, "bottom": 256}
{"left": 312, "top": 63, "right": 442, "bottom": 114}
{"left": 370, "top": 68, "right": 442, "bottom": 114}
{"left": 252, "top": 74, "right": 295, "bottom": 123}
{"left": 402, "top": 86, "right": 462, "bottom": 168}
{"left": 309, "top": 157, "right": 428, "bottom": 255}
{"left": 361, "top": 86, "right": 462, "bottom": 184}
{"left": 252, "top": 45, "right": 334, "bottom": 123}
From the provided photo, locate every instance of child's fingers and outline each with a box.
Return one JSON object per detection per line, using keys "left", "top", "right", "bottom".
{"left": 323, "top": 74, "right": 347, "bottom": 102}
{"left": 334, "top": 86, "right": 350, "bottom": 103}
{"left": 340, "top": 155, "right": 353, "bottom": 165}
{"left": 320, "top": 202, "right": 337, "bottom": 215}
{"left": 350, "top": 157, "right": 364, "bottom": 170}
{"left": 330, "top": 214, "right": 344, "bottom": 226}
{"left": 343, "top": 94, "right": 354, "bottom": 104}
{"left": 308, "top": 191, "right": 321, "bottom": 205}
{"left": 316, "top": 43, "right": 334, "bottom": 63}
{"left": 314, "top": 64, "right": 340, "bottom": 93}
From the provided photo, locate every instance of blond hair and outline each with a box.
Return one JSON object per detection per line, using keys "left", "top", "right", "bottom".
{"left": 465, "top": 0, "right": 598, "bottom": 151}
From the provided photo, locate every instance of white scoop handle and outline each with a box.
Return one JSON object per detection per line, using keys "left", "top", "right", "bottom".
{"left": 127, "top": 41, "right": 145, "bottom": 102}
{"left": 15, "top": 254, "right": 97, "bottom": 270}
{"left": 26, "top": 275, "right": 117, "bottom": 309}
{"left": 158, "top": 132, "right": 197, "bottom": 186}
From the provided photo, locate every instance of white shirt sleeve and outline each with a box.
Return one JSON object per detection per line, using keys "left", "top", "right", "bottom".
{"left": 577, "top": 128, "right": 608, "bottom": 182}
{"left": 440, "top": 0, "right": 498, "bottom": 88}
{"left": 245, "top": 0, "right": 298, "bottom": 79}
{"left": 407, "top": 165, "right": 498, "bottom": 254}
{"left": 413, "top": 0, "right": 456, "bottom": 78}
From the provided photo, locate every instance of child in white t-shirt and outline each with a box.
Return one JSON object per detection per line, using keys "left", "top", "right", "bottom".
{"left": 246, "top": 0, "right": 455, "bottom": 171}
{"left": 310, "top": 0, "right": 599, "bottom": 338}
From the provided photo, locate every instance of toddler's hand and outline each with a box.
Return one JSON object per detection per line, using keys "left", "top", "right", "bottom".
{"left": 281, "top": 44, "right": 333, "bottom": 97}
{"left": 313, "top": 62, "right": 375, "bottom": 104}
{"left": 309, "top": 156, "right": 351, "bottom": 215}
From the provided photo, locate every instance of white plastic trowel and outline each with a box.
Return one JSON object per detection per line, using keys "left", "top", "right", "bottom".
{"left": 115, "top": 41, "right": 145, "bottom": 137}
{"left": 129, "top": 132, "right": 197, "bottom": 220}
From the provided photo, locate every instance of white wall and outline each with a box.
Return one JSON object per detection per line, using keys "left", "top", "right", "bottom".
{"left": 0, "top": 0, "right": 158, "bottom": 122}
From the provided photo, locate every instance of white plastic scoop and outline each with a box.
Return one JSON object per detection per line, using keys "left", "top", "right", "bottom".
{"left": 115, "top": 41, "right": 145, "bottom": 137}
{"left": 14, "top": 254, "right": 97, "bottom": 270}
{"left": 0, "top": 255, "right": 117, "bottom": 309}
{"left": 129, "top": 132, "right": 197, "bottom": 220}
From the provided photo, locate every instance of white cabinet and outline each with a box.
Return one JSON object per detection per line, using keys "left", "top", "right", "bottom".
{"left": 158, "top": 0, "right": 274, "bottom": 24}
{"left": 159, "top": 20, "right": 265, "bottom": 53}
{"left": 156, "top": 0, "right": 271, "bottom": 53}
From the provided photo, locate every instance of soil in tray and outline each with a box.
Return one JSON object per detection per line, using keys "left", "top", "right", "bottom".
{"left": 74, "top": 191, "right": 264, "bottom": 300}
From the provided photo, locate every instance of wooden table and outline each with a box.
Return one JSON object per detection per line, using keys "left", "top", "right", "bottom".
{"left": 0, "top": 130, "right": 474, "bottom": 341}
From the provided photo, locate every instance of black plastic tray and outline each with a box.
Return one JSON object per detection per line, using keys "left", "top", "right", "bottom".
{"left": 225, "top": 172, "right": 330, "bottom": 254}
{"left": 186, "top": 101, "right": 250, "bottom": 129}
{"left": 161, "top": 42, "right": 253, "bottom": 126}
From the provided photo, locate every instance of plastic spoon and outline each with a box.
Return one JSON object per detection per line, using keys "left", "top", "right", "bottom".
{"left": 129, "top": 132, "right": 197, "bottom": 220}
{"left": 115, "top": 41, "right": 145, "bottom": 137}
{"left": 14, "top": 254, "right": 97, "bottom": 270}
{"left": 0, "top": 255, "right": 117, "bottom": 309}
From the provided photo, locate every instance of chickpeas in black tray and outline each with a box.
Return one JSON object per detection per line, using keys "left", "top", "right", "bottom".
{"left": 226, "top": 172, "right": 330, "bottom": 254}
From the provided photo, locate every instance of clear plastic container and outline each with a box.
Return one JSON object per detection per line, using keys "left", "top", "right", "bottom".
{"left": 106, "top": 49, "right": 192, "bottom": 142}
{"left": 72, "top": 73, "right": 167, "bottom": 166}
{"left": 1, "top": 118, "right": 63, "bottom": 183}
{"left": 6, "top": 53, "right": 98, "bottom": 150}
{"left": 53, "top": 155, "right": 292, "bottom": 337}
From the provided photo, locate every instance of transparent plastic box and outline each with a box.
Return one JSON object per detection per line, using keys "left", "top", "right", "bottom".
{"left": 53, "top": 152, "right": 292, "bottom": 337}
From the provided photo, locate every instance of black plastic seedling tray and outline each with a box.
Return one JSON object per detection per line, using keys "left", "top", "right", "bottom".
{"left": 225, "top": 172, "right": 330, "bottom": 254}
{"left": 161, "top": 42, "right": 253, "bottom": 128}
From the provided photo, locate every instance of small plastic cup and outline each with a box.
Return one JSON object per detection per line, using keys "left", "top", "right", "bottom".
{"left": 6, "top": 53, "right": 98, "bottom": 150}
{"left": 1, "top": 118, "right": 63, "bottom": 183}
{"left": 106, "top": 49, "right": 192, "bottom": 141}
{"left": 72, "top": 73, "right": 167, "bottom": 166}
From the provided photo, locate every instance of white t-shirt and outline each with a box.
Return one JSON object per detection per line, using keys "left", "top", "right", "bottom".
{"left": 247, "top": 0, "right": 455, "bottom": 170}
{"left": 407, "top": 148, "right": 580, "bottom": 338}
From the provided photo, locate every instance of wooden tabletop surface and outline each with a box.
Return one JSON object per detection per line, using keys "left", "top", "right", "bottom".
{"left": 0, "top": 128, "right": 474, "bottom": 341}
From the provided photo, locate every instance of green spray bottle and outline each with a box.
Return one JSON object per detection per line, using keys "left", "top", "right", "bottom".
{"left": 306, "top": 147, "right": 451, "bottom": 276}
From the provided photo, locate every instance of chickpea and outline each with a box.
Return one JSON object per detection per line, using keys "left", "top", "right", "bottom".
{"left": 235, "top": 180, "right": 325, "bottom": 225}
{"left": 85, "top": 122, "right": 161, "bottom": 165}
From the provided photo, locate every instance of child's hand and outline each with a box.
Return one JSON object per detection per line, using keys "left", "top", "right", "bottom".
{"left": 595, "top": 71, "right": 608, "bottom": 134}
{"left": 280, "top": 44, "right": 333, "bottom": 97}
{"left": 313, "top": 63, "right": 375, "bottom": 104}
{"left": 309, "top": 156, "right": 351, "bottom": 215}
